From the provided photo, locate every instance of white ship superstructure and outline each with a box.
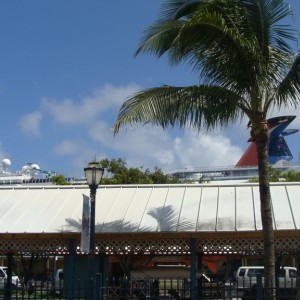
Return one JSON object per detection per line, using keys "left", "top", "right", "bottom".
{"left": 170, "top": 116, "right": 300, "bottom": 183}
{"left": 0, "top": 159, "right": 56, "bottom": 185}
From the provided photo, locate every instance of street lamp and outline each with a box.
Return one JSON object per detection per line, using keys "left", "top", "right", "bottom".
{"left": 84, "top": 161, "right": 104, "bottom": 299}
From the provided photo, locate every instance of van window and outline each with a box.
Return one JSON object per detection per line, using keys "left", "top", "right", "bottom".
{"left": 239, "top": 269, "right": 246, "bottom": 277}
{"left": 289, "top": 270, "right": 297, "bottom": 278}
{"left": 1, "top": 268, "right": 17, "bottom": 276}
{"left": 248, "top": 269, "right": 264, "bottom": 277}
{"left": 279, "top": 269, "right": 286, "bottom": 277}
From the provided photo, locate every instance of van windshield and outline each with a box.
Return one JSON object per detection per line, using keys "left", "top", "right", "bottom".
{"left": 2, "top": 267, "right": 17, "bottom": 277}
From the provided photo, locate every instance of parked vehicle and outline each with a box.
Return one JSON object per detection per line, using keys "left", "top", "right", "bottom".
{"left": 130, "top": 265, "right": 224, "bottom": 298}
{"left": 51, "top": 268, "right": 64, "bottom": 294}
{"left": 0, "top": 266, "right": 22, "bottom": 289}
{"left": 236, "top": 266, "right": 297, "bottom": 289}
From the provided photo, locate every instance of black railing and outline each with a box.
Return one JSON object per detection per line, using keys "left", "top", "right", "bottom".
{"left": 0, "top": 275, "right": 299, "bottom": 300}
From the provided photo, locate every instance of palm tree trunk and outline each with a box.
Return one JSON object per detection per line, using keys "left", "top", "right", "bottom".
{"left": 256, "top": 137, "right": 276, "bottom": 300}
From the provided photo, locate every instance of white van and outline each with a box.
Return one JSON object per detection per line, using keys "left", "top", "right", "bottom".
{"left": 0, "top": 266, "right": 22, "bottom": 289}
{"left": 51, "top": 269, "right": 64, "bottom": 294}
{"left": 236, "top": 266, "right": 297, "bottom": 289}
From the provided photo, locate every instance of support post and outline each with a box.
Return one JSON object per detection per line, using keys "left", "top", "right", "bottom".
{"left": 88, "top": 185, "right": 97, "bottom": 300}
{"left": 66, "top": 239, "right": 75, "bottom": 300}
{"left": 197, "top": 253, "right": 203, "bottom": 299}
{"left": 95, "top": 273, "right": 102, "bottom": 300}
{"left": 256, "top": 273, "right": 263, "bottom": 300}
{"left": 189, "top": 238, "right": 196, "bottom": 300}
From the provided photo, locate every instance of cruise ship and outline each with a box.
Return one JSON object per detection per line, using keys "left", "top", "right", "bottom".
{"left": 0, "top": 159, "right": 56, "bottom": 185}
{"left": 169, "top": 116, "right": 300, "bottom": 183}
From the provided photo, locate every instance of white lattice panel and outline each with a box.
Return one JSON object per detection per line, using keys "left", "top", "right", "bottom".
{"left": 0, "top": 236, "right": 299, "bottom": 255}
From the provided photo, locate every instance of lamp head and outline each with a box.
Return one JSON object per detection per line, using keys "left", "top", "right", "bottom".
{"left": 84, "top": 161, "right": 104, "bottom": 187}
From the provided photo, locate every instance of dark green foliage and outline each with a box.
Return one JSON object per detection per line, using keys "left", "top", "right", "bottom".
{"left": 284, "top": 170, "right": 300, "bottom": 181}
{"left": 51, "top": 174, "right": 70, "bottom": 185}
{"left": 248, "top": 167, "right": 300, "bottom": 182}
{"left": 99, "top": 158, "right": 180, "bottom": 184}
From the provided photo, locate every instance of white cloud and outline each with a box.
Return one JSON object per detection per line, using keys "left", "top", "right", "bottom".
{"left": 115, "top": 127, "right": 176, "bottom": 167}
{"left": 87, "top": 120, "right": 114, "bottom": 145}
{"left": 57, "top": 106, "right": 300, "bottom": 177}
{"left": 111, "top": 126, "right": 243, "bottom": 172}
{"left": 40, "top": 83, "right": 141, "bottom": 126}
{"left": 65, "top": 89, "right": 246, "bottom": 173}
{"left": 0, "top": 143, "right": 9, "bottom": 163}
{"left": 19, "top": 112, "right": 42, "bottom": 137}
{"left": 174, "top": 132, "right": 243, "bottom": 168}
{"left": 53, "top": 140, "right": 80, "bottom": 155}
{"left": 53, "top": 139, "right": 104, "bottom": 161}
{"left": 53, "top": 138, "right": 108, "bottom": 177}
{"left": 19, "top": 83, "right": 300, "bottom": 178}
{"left": 43, "top": 83, "right": 246, "bottom": 174}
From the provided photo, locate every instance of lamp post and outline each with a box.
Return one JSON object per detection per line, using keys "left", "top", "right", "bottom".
{"left": 84, "top": 161, "right": 104, "bottom": 299}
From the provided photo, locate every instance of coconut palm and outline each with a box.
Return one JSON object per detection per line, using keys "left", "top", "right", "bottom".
{"left": 113, "top": 1, "right": 300, "bottom": 298}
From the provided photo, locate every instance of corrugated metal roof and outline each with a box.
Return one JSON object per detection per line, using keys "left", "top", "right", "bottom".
{"left": 0, "top": 183, "right": 299, "bottom": 234}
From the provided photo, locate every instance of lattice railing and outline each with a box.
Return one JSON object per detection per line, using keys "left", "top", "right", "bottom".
{"left": 1, "top": 236, "right": 299, "bottom": 256}
{"left": 0, "top": 238, "right": 69, "bottom": 255}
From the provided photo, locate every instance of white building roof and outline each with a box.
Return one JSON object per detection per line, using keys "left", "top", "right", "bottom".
{"left": 0, "top": 182, "right": 299, "bottom": 234}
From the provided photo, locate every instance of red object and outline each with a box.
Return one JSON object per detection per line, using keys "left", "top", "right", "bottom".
{"left": 235, "top": 143, "right": 258, "bottom": 167}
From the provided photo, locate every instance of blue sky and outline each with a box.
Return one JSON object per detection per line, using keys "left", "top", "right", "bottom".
{"left": 0, "top": 1, "right": 299, "bottom": 178}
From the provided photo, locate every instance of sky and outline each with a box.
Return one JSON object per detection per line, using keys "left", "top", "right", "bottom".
{"left": 0, "top": 1, "right": 299, "bottom": 179}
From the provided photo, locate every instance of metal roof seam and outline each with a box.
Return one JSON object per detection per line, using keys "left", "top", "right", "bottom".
{"left": 195, "top": 186, "right": 203, "bottom": 232}
{"left": 37, "top": 188, "right": 61, "bottom": 232}
{"left": 176, "top": 186, "right": 186, "bottom": 232}
{"left": 137, "top": 186, "right": 154, "bottom": 232}
{"left": 234, "top": 187, "right": 237, "bottom": 231}
{"left": 285, "top": 185, "right": 297, "bottom": 230}
{"left": 215, "top": 186, "right": 220, "bottom": 231}
{"left": 118, "top": 186, "right": 138, "bottom": 232}
{"left": 270, "top": 193, "right": 277, "bottom": 231}
{"left": 14, "top": 188, "right": 44, "bottom": 233}
{"left": 157, "top": 186, "right": 170, "bottom": 232}
{"left": 0, "top": 190, "right": 25, "bottom": 229}
{"left": 251, "top": 186, "right": 257, "bottom": 231}
{"left": 100, "top": 186, "right": 122, "bottom": 233}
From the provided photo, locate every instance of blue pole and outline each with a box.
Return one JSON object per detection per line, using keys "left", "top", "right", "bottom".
{"left": 66, "top": 239, "right": 75, "bottom": 300}
{"left": 189, "top": 239, "right": 196, "bottom": 300}
{"left": 256, "top": 273, "right": 263, "bottom": 300}
{"left": 95, "top": 273, "right": 102, "bottom": 300}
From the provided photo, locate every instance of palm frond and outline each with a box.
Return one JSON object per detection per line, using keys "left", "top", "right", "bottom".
{"left": 113, "top": 85, "right": 242, "bottom": 134}
{"left": 117, "top": 0, "right": 300, "bottom": 136}
{"left": 135, "top": 20, "right": 183, "bottom": 57}
{"left": 159, "top": 0, "right": 205, "bottom": 20}
{"left": 241, "top": 0, "right": 294, "bottom": 53}
{"left": 137, "top": 0, "right": 265, "bottom": 92}
{"left": 174, "top": 13, "right": 259, "bottom": 89}
{"left": 276, "top": 52, "right": 300, "bottom": 106}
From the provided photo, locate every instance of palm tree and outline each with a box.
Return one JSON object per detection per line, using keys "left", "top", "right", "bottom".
{"left": 113, "top": 1, "right": 300, "bottom": 298}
